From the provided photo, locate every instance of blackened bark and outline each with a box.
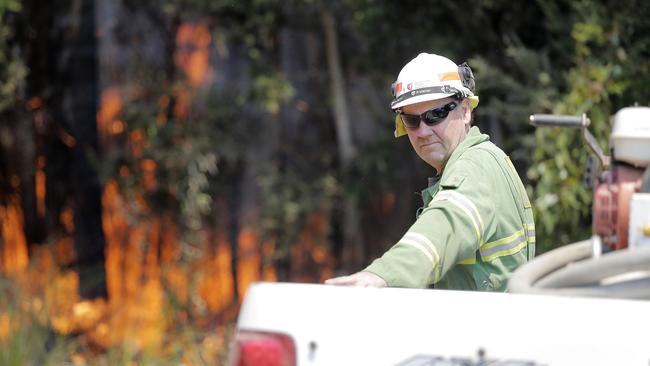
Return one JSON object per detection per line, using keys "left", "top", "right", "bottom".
{"left": 4, "top": 0, "right": 48, "bottom": 246}
{"left": 322, "top": 9, "right": 364, "bottom": 271}
{"left": 228, "top": 162, "right": 243, "bottom": 303}
{"left": 64, "top": 0, "right": 107, "bottom": 299}
{"left": 16, "top": 112, "right": 43, "bottom": 245}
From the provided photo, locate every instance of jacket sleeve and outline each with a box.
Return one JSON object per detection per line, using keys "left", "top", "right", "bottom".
{"left": 364, "top": 152, "right": 498, "bottom": 288}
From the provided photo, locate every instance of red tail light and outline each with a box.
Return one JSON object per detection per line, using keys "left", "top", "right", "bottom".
{"left": 231, "top": 331, "right": 297, "bottom": 366}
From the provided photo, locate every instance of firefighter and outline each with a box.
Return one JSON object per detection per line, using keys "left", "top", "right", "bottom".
{"left": 326, "top": 53, "right": 535, "bottom": 290}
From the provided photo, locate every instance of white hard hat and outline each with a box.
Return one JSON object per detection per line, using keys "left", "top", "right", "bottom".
{"left": 391, "top": 53, "right": 479, "bottom": 137}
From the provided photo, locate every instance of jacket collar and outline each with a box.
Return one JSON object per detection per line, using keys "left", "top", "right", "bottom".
{"left": 443, "top": 126, "right": 489, "bottom": 171}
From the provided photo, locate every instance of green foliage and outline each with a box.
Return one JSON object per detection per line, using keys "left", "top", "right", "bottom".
{"left": 0, "top": 278, "right": 73, "bottom": 366}
{"left": 101, "top": 89, "right": 242, "bottom": 234}
{"left": 0, "top": 0, "right": 25, "bottom": 200}
{"left": 248, "top": 74, "right": 295, "bottom": 114}
{"left": 0, "top": 322, "right": 71, "bottom": 366}
{"left": 526, "top": 0, "right": 650, "bottom": 252}
{"left": 0, "top": 0, "right": 26, "bottom": 113}
{"left": 258, "top": 167, "right": 338, "bottom": 256}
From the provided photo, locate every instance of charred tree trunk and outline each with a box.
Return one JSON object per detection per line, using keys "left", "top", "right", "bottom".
{"left": 277, "top": 6, "right": 331, "bottom": 281}
{"left": 228, "top": 161, "right": 244, "bottom": 303}
{"left": 16, "top": 117, "right": 42, "bottom": 245}
{"left": 17, "top": 0, "right": 75, "bottom": 247}
{"left": 63, "top": 0, "right": 107, "bottom": 299}
{"left": 4, "top": 0, "right": 53, "bottom": 247}
{"left": 321, "top": 9, "right": 365, "bottom": 271}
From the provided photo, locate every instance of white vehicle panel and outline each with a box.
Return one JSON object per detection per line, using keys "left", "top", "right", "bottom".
{"left": 237, "top": 282, "right": 650, "bottom": 366}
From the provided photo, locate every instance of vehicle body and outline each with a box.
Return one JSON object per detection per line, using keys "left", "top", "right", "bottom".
{"left": 232, "top": 281, "right": 650, "bottom": 366}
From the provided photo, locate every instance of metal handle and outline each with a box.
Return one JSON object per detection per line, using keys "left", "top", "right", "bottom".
{"left": 529, "top": 114, "right": 590, "bottom": 128}
{"left": 529, "top": 112, "right": 609, "bottom": 170}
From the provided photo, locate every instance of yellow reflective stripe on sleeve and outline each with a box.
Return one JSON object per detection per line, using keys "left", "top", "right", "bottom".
{"left": 397, "top": 232, "right": 441, "bottom": 280}
{"left": 399, "top": 240, "right": 435, "bottom": 267}
{"left": 429, "top": 190, "right": 484, "bottom": 244}
{"left": 482, "top": 240, "right": 528, "bottom": 262}
{"left": 482, "top": 230, "right": 524, "bottom": 250}
{"left": 527, "top": 233, "right": 536, "bottom": 244}
{"left": 433, "top": 257, "right": 442, "bottom": 283}
{"left": 401, "top": 232, "right": 440, "bottom": 262}
{"left": 458, "top": 256, "right": 476, "bottom": 265}
{"left": 524, "top": 223, "right": 536, "bottom": 244}
{"left": 480, "top": 230, "right": 527, "bottom": 261}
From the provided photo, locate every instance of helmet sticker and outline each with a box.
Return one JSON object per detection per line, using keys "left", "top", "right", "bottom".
{"left": 439, "top": 72, "right": 461, "bottom": 82}
{"left": 394, "top": 82, "right": 402, "bottom": 95}
{"left": 441, "top": 85, "right": 454, "bottom": 94}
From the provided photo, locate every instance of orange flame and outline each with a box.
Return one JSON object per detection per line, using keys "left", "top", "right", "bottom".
{"left": 99, "top": 179, "right": 166, "bottom": 350}
{"left": 60, "top": 207, "right": 74, "bottom": 234}
{"left": 174, "top": 88, "right": 190, "bottom": 120}
{"left": 173, "top": 22, "right": 214, "bottom": 120}
{"left": 129, "top": 128, "right": 146, "bottom": 158}
{"left": 97, "top": 88, "right": 123, "bottom": 145}
{"left": 175, "top": 23, "right": 213, "bottom": 88}
{"left": 157, "top": 95, "right": 170, "bottom": 126}
{"left": 141, "top": 159, "right": 158, "bottom": 191}
{"left": 237, "top": 227, "right": 260, "bottom": 303}
{"left": 36, "top": 155, "right": 46, "bottom": 218}
{"left": 293, "top": 212, "right": 335, "bottom": 282}
{"left": 1, "top": 139, "right": 335, "bottom": 361}
{"left": 0, "top": 199, "right": 29, "bottom": 273}
{"left": 28, "top": 96, "right": 43, "bottom": 110}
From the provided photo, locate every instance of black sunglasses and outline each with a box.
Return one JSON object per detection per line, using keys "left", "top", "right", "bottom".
{"left": 397, "top": 101, "right": 458, "bottom": 129}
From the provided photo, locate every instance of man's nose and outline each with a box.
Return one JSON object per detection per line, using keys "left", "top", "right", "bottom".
{"left": 414, "top": 120, "right": 434, "bottom": 137}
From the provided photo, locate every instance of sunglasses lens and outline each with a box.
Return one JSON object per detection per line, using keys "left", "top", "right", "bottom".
{"left": 422, "top": 111, "right": 446, "bottom": 125}
{"left": 400, "top": 101, "right": 457, "bottom": 129}
{"left": 423, "top": 101, "right": 457, "bottom": 126}
{"left": 400, "top": 114, "right": 421, "bottom": 128}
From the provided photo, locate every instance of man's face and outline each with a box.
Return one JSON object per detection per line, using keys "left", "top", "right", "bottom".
{"left": 402, "top": 97, "right": 471, "bottom": 172}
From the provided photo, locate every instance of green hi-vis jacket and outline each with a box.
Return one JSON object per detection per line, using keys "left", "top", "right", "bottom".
{"left": 365, "top": 126, "right": 535, "bottom": 291}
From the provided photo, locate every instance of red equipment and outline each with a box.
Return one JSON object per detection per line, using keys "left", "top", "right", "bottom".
{"left": 530, "top": 107, "right": 650, "bottom": 251}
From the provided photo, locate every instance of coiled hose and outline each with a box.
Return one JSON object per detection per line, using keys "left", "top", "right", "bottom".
{"left": 509, "top": 238, "right": 650, "bottom": 299}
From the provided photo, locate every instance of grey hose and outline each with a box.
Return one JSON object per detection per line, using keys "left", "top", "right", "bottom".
{"left": 508, "top": 240, "right": 592, "bottom": 294}
{"left": 542, "top": 277, "right": 650, "bottom": 299}
{"left": 509, "top": 239, "right": 650, "bottom": 299}
{"left": 536, "top": 244, "right": 650, "bottom": 289}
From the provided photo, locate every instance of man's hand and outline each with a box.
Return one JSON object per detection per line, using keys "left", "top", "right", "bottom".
{"left": 325, "top": 271, "right": 387, "bottom": 287}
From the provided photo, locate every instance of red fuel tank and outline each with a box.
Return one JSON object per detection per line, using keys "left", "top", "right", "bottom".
{"left": 593, "top": 164, "right": 643, "bottom": 250}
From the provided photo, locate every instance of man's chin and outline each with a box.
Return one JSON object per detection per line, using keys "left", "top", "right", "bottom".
{"left": 420, "top": 146, "right": 444, "bottom": 157}
{"left": 422, "top": 153, "right": 446, "bottom": 168}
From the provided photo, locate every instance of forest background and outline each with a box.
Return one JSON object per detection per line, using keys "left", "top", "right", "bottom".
{"left": 1, "top": 0, "right": 649, "bottom": 364}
